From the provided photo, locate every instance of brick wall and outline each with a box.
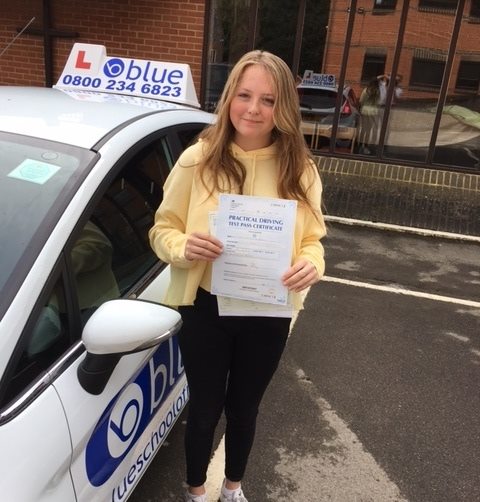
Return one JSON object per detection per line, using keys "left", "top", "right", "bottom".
{"left": 0, "top": 0, "right": 206, "bottom": 92}
{"left": 324, "top": 0, "right": 480, "bottom": 99}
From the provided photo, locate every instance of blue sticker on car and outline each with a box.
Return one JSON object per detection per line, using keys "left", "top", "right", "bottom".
{"left": 85, "top": 335, "right": 185, "bottom": 487}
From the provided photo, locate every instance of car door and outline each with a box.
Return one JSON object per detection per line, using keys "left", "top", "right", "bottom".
{"left": 53, "top": 124, "right": 206, "bottom": 502}
{"left": 0, "top": 390, "right": 76, "bottom": 502}
{"left": 0, "top": 264, "right": 79, "bottom": 502}
{"left": 0, "top": 122, "right": 206, "bottom": 502}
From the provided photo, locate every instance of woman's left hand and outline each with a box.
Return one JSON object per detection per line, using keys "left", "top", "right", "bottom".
{"left": 282, "top": 259, "right": 320, "bottom": 293}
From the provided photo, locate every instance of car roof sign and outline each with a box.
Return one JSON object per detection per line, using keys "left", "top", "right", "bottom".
{"left": 301, "top": 70, "right": 336, "bottom": 88}
{"left": 54, "top": 43, "right": 200, "bottom": 108}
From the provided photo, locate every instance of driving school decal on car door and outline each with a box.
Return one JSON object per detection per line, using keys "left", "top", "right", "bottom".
{"left": 85, "top": 335, "right": 187, "bottom": 501}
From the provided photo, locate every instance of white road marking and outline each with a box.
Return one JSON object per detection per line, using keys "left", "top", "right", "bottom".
{"left": 205, "top": 436, "right": 225, "bottom": 500}
{"left": 444, "top": 331, "right": 470, "bottom": 343}
{"left": 325, "top": 215, "right": 480, "bottom": 243}
{"left": 323, "top": 275, "right": 480, "bottom": 309}
{"left": 268, "top": 395, "right": 408, "bottom": 502}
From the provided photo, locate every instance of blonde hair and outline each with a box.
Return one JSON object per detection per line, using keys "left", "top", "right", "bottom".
{"left": 198, "top": 50, "right": 317, "bottom": 210}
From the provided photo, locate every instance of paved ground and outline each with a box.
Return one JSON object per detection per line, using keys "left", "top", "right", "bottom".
{"left": 130, "top": 221, "right": 480, "bottom": 502}
{"left": 129, "top": 156, "right": 480, "bottom": 502}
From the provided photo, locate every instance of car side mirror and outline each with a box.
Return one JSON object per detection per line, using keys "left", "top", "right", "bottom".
{"left": 77, "top": 299, "right": 182, "bottom": 395}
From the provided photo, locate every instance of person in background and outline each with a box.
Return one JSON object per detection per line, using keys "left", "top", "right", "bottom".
{"left": 359, "top": 73, "right": 403, "bottom": 155}
{"left": 379, "top": 73, "right": 403, "bottom": 106}
{"left": 377, "top": 73, "right": 389, "bottom": 106}
{"left": 149, "top": 50, "right": 326, "bottom": 502}
{"left": 358, "top": 76, "right": 383, "bottom": 154}
{"left": 391, "top": 74, "right": 403, "bottom": 105}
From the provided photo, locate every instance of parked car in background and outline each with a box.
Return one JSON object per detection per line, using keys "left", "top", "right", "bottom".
{"left": 0, "top": 43, "right": 213, "bottom": 502}
{"left": 297, "top": 75, "right": 360, "bottom": 152}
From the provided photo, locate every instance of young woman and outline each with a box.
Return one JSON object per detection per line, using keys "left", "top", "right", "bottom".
{"left": 358, "top": 76, "right": 382, "bottom": 154}
{"left": 149, "top": 50, "right": 326, "bottom": 502}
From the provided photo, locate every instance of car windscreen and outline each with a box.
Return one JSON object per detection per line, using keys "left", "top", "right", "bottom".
{"left": 0, "top": 132, "right": 97, "bottom": 319}
{"left": 297, "top": 87, "right": 339, "bottom": 111}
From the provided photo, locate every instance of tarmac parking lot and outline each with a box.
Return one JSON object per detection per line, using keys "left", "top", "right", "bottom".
{"left": 130, "top": 220, "right": 480, "bottom": 502}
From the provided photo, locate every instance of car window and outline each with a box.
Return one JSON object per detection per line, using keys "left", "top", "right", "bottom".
{"left": 0, "top": 271, "right": 72, "bottom": 409}
{"left": 177, "top": 125, "right": 205, "bottom": 150}
{"left": 70, "top": 220, "right": 122, "bottom": 326}
{"left": 87, "top": 137, "right": 172, "bottom": 302}
{"left": 298, "top": 88, "right": 339, "bottom": 110}
{"left": 0, "top": 134, "right": 96, "bottom": 321}
{"left": 0, "top": 125, "right": 206, "bottom": 412}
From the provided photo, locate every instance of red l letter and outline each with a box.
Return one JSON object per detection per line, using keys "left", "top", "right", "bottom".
{"left": 75, "top": 50, "right": 91, "bottom": 69}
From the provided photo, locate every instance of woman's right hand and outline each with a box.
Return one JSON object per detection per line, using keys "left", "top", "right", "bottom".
{"left": 185, "top": 232, "right": 223, "bottom": 262}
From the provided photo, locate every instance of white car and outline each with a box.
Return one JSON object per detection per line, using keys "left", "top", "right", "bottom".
{"left": 0, "top": 44, "right": 213, "bottom": 502}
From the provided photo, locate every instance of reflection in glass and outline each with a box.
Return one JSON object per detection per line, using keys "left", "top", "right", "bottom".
{"left": 418, "top": 0, "right": 458, "bottom": 11}
{"left": 298, "top": 1, "right": 329, "bottom": 78}
{"left": 361, "top": 49, "right": 387, "bottom": 84}
{"left": 256, "top": 0, "right": 299, "bottom": 68}
{"left": 432, "top": 22, "right": 480, "bottom": 170}
{"left": 471, "top": 0, "right": 480, "bottom": 18}
{"left": 410, "top": 50, "right": 446, "bottom": 90}
{"left": 381, "top": 3, "right": 455, "bottom": 165}
{"left": 373, "top": 0, "right": 398, "bottom": 11}
{"left": 203, "top": 0, "right": 480, "bottom": 171}
{"left": 329, "top": 4, "right": 361, "bottom": 155}
{"left": 204, "top": 0, "right": 251, "bottom": 112}
{"left": 383, "top": 3, "right": 480, "bottom": 170}
{"left": 298, "top": 3, "right": 359, "bottom": 154}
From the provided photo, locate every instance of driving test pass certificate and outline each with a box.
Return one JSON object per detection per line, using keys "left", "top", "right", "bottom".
{"left": 211, "top": 194, "right": 297, "bottom": 305}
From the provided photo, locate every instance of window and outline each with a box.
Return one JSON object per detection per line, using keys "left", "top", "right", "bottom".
{"left": 456, "top": 60, "right": 480, "bottom": 92}
{"left": 177, "top": 125, "right": 207, "bottom": 150}
{"left": 85, "top": 126, "right": 206, "bottom": 302}
{"left": 0, "top": 138, "right": 172, "bottom": 409}
{"left": 70, "top": 221, "right": 122, "bottom": 327}
{"left": 418, "top": 0, "right": 457, "bottom": 11}
{"left": 0, "top": 125, "right": 209, "bottom": 413}
{"left": 0, "top": 271, "right": 73, "bottom": 409}
{"left": 410, "top": 51, "right": 446, "bottom": 89}
{"left": 89, "top": 139, "right": 172, "bottom": 299}
{"left": 361, "top": 51, "right": 387, "bottom": 83}
{"left": 471, "top": 0, "right": 480, "bottom": 17}
{"left": 0, "top": 135, "right": 95, "bottom": 321}
{"left": 373, "top": 0, "right": 397, "bottom": 11}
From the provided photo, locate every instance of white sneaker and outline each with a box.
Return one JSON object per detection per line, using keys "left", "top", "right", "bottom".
{"left": 184, "top": 489, "right": 208, "bottom": 502}
{"left": 218, "top": 482, "right": 248, "bottom": 502}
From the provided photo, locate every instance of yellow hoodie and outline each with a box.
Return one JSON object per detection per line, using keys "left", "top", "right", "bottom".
{"left": 148, "top": 140, "right": 326, "bottom": 309}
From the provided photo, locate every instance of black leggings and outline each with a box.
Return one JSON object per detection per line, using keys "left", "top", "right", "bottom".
{"left": 178, "top": 288, "right": 290, "bottom": 487}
